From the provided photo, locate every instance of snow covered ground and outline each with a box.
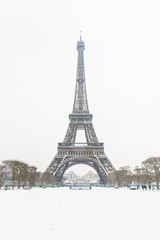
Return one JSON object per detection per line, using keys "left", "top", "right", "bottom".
{"left": 0, "top": 187, "right": 160, "bottom": 240}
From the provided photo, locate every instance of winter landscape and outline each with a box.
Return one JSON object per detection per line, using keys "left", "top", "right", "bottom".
{"left": 1, "top": 1, "right": 160, "bottom": 240}
{"left": 0, "top": 187, "right": 160, "bottom": 240}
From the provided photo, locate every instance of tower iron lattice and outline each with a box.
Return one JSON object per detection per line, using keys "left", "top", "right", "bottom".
{"left": 46, "top": 36, "right": 115, "bottom": 184}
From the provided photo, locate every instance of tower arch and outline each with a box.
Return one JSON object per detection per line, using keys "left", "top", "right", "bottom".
{"left": 52, "top": 156, "right": 107, "bottom": 183}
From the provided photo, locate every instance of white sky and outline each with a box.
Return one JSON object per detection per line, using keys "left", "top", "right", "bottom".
{"left": 0, "top": 0, "right": 160, "bottom": 174}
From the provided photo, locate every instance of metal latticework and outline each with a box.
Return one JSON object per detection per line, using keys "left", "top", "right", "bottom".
{"left": 46, "top": 36, "right": 115, "bottom": 184}
{"left": 73, "top": 38, "right": 89, "bottom": 114}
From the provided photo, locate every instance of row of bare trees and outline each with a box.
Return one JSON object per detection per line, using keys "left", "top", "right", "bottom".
{"left": 1, "top": 160, "right": 37, "bottom": 189}
{"left": 0, "top": 160, "right": 54, "bottom": 188}
{"left": 1, "top": 157, "right": 160, "bottom": 188}
{"left": 113, "top": 157, "right": 160, "bottom": 189}
{"left": 142, "top": 158, "right": 160, "bottom": 189}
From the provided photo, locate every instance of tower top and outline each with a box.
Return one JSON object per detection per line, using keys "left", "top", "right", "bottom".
{"left": 77, "top": 32, "right": 85, "bottom": 51}
{"left": 80, "top": 31, "right": 82, "bottom": 41}
{"left": 73, "top": 37, "right": 88, "bottom": 114}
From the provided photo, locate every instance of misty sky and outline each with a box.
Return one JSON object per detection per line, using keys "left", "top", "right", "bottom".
{"left": 0, "top": 0, "right": 160, "bottom": 174}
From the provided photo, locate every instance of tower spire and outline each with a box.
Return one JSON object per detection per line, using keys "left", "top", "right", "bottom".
{"left": 80, "top": 31, "right": 82, "bottom": 41}
{"left": 72, "top": 36, "right": 89, "bottom": 113}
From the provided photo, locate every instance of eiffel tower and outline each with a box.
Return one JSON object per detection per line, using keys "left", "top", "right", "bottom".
{"left": 46, "top": 35, "right": 115, "bottom": 184}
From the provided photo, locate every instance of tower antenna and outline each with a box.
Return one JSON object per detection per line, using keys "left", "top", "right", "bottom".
{"left": 80, "top": 31, "right": 82, "bottom": 41}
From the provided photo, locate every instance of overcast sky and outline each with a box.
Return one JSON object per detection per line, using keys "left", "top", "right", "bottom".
{"left": 0, "top": 0, "right": 160, "bottom": 175}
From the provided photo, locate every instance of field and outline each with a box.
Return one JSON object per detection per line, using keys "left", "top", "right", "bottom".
{"left": 0, "top": 187, "right": 160, "bottom": 240}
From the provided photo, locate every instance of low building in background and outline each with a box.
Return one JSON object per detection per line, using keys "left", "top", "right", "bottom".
{"left": 63, "top": 171, "right": 99, "bottom": 184}
{"left": 64, "top": 171, "right": 78, "bottom": 183}
{"left": 84, "top": 171, "right": 100, "bottom": 183}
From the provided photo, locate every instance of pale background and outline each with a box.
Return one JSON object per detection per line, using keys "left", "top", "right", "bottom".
{"left": 0, "top": 0, "right": 160, "bottom": 175}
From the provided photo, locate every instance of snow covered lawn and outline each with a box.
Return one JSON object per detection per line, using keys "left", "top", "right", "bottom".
{"left": 0, "top": 187, "right": 160, "bottom": 240}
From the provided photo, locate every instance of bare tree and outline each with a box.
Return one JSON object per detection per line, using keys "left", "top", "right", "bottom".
{"left": 16, "top": 162, "right": 28, "bottom": 188}
{"left": 28, "top": 166, "right": 37, "bottom": 187}
{"left": 3, "top": 160, "right": 19, "bottom": 189}
{"left": 34, "top": 172, "right": 42, "bottom": 186}
{"left": 134, "top": 166, "right": 151, "bottom": 185}
{"left": 134, "top": 166, "right": 143, "bottom": 187}
{"left": 41, "top": 172, "right": 52, "bottom": 185}
{"left": 142, "top": 157, "right": 160, "bottom": 190}
{"left": 2, "top": 160, "right": 28, "bottom": 189}
{"left": 115, "top": 166, "right": 133, "bottom": 187}
{"left": 0, "top": 164, "right": 5, "bottom": 186}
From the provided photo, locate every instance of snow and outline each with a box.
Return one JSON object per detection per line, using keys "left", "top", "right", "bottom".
{"left": 0, "top": 187, "right": 160, "bottom": 240}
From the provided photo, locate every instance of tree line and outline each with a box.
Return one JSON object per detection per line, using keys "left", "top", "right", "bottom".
{"left": 0, "top": 160, "right": 38, "bottom": 188}
{"left": 0, "top": 160, "right": 53, "bottom": 188}
{"left": 0, "top": 157, "right": 160, "bottom": 189}
{"left": 112, "top": 157, "right": 160, "bottom": 189}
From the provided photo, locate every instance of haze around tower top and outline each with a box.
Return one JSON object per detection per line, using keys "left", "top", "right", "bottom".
{"left": 0, "top": 0, "right": 160, "bottom": 174}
